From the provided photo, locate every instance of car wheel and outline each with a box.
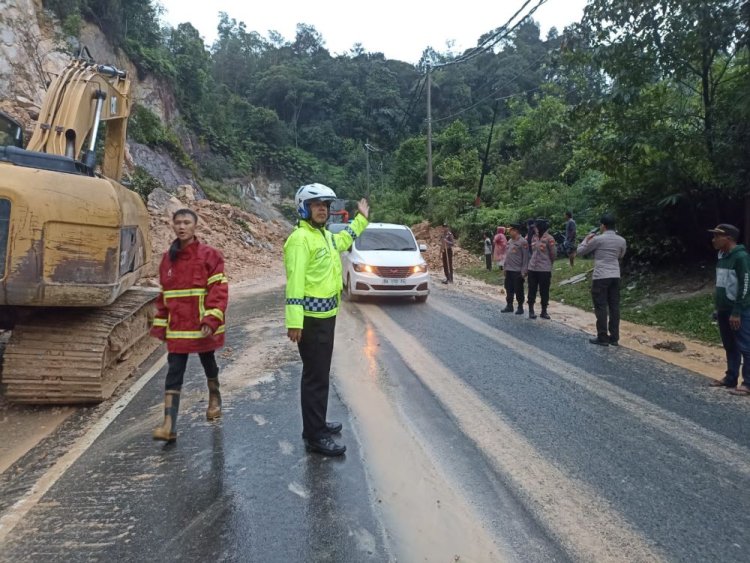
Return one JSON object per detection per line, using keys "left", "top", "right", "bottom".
{"left": 415, "top": 294, "right": 428, "bottom": 303}
{"left": 346, "top": 275, "right": 360, "bottom": 302}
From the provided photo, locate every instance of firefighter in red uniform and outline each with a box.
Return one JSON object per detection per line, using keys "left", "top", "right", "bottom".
{"left": 150, "top": 208, "right": 229, "bottom": 442}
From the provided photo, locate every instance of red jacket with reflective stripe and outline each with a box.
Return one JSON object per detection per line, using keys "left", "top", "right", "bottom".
{"left": 150, "top": 239, "right": 229, "bottom": 353}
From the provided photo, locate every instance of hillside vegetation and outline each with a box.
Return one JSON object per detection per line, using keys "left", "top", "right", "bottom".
{"left": 42, "top": 0, "right": 749, "bottom": 266}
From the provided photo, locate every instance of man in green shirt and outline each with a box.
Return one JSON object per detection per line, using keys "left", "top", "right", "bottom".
{"left": 708, "top": 223, "right": 750, "bottom": 395}
{"left": 284, "top": 183, "right": 369, "bottom": 455}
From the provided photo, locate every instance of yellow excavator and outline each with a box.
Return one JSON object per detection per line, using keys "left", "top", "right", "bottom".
{"left": 0, "top": 55, "right": 157, "bottom": 404}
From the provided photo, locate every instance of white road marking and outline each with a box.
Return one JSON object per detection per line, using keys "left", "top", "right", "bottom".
{"left": 288, "top": 481, "right": 309, "bottom": 499}
{"left": 0, "top": 353, "right": 168, "bottom": 543}
{"left": 359, "top": 304, "right": 663, "bottom": 562}
{"left": 436, "top": 298, "right": 750, "bottom": 478}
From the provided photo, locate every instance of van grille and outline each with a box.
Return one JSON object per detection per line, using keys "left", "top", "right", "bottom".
{"left": 371, "top": 266, "right": 413, "bottom": 278}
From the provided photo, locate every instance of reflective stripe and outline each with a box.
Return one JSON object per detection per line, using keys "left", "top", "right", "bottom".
{"left": 166, "top": 324, "right": 225, "bottom": 339}
{"left": 163, "top": 288, "right": 207, "bottom": 299}
{"left": 302, "top": 296, "right": 338, "bottom": 312}
{"left": 166, "top": 329, "right": 204, "bottom": 339}
{"left": 208, "top": 273, "right": 228, "bottom": 285}
{"left": 286, "top": 297, "right": 337, "bottom": 312}
{"left": 331, "top": 236, "right": 337, "bottom": 251}
{"left": 152, "top": 318, "right": 168, "bottom": 327}
{"left": 204, "top": 308, "right": 224, "bottom": 321}
{"left": 344, "top": 226, "right": 357, "bottom": 239}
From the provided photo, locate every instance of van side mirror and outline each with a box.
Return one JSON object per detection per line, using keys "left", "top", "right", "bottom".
{"left": 419, "top": 243, "right": 427, "bottom": 252}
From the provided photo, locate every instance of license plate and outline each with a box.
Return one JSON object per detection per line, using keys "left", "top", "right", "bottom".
{"left": 381, "top": 278, "right": 406, "bottom": 285}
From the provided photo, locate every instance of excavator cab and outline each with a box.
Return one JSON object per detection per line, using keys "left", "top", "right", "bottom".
{"left": 0, "top": 111, "right": 23, "bottom": 148}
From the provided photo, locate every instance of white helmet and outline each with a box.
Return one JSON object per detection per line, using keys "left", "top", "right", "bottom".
{"left": 295, "top": 183, "right": 337, "bottom": 219}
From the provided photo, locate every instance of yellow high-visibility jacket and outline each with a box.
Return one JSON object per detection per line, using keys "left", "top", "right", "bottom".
{"left": 284, "top": 214, "right": 368, "bottom": 328}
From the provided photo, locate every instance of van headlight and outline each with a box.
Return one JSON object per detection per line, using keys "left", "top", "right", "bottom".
{"left": 353, "top": 263, "right": 374, "bottom": 273}
{"left": 412, "top": 264, "right": 427, "bottom": 274}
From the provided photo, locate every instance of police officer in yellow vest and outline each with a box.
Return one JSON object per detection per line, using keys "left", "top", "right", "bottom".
{"left": 284, "top": 184, "right": 369, "bottom": 456}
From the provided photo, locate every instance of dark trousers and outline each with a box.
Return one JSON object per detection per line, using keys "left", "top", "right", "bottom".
{"left": 485, "top": 254, "right": 492, "bottom": 271}
{"left": 717, "top": 309, "right": 750, "bottom": 386}
{"left": 504, "top": 271, "right": 525, "bottom": 307}
{"left": 165, "top": 351, "right": 219, "bottom": 390}
{"left": 442, "top": 248, "right": 454, "bottom": 281}
{"left": 527, "top": 270, "right": 552, "bottom": 309}
{"left": 591, "top": 278, "right": 620, "bottom": 343}
{"left": 298, "top": 315, "right": 336, "bottom": 439}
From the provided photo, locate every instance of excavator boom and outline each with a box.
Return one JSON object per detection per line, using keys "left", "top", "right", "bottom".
{"left": 0, "top": 55, "right": 156, "bottom": 404}
{"left": 27, "top": 58, "right": 130, "bottom": 180}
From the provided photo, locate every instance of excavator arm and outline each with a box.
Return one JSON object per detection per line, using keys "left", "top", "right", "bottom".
{"left": 26, "top": 58, "right": 130, "bottom": 180}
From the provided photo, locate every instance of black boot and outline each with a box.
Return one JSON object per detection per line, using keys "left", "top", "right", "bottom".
{"left": 500, "top": 303, "right": 514, "bottom": 313}
{"left": 305, "top": 435, "right": 346, "bottom": 456}
{"left": 528, "top": 304, "right": 537, "bottom": 319}
{"left": 540, "top": 308, "right": 550, "bottom": 319}
{"left": 515, "top": 305, "right": 524, "bottom": 315}
{"left": 153, "top": 389, "right": 180, "bottom": 442}
{"left": 325, "top": 421, "right": 343, "bottom": 434}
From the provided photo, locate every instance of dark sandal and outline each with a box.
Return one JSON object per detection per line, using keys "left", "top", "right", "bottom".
{"left": 729, "top": 386, "right": 750, "bottom": 396}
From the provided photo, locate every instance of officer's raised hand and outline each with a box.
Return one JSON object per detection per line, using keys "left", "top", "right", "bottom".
{"left": 358, "top": 198, "right": 370, "bottom": 219}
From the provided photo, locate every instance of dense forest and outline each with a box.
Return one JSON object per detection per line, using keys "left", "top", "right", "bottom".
{"left": 43, "top": 0, "right": 750, "bottom": 262}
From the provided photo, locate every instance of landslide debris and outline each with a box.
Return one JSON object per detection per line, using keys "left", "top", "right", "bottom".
{"left": 144, "top": 187, "right": 291, "bottom": 284}
{"left": 411, "top": 221, "right": 479, "bottom": 272}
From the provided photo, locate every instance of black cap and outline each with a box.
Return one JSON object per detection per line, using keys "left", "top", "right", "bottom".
{"left": 509, "top": 222, "right": 523, "bottom": 231}
{"left": 708, "top": 223, "right": 740, "bottom": 241}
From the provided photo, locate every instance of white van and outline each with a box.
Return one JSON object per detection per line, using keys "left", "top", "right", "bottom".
{"left": 341, "top": 223, "right": 430, "bottom": 303}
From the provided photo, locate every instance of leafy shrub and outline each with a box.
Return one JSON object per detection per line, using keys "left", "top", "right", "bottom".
{"left": 128, "top": 166, "right": 163, "bottom": 201}
{"left": 128, "top": 105, "right": 193, "bottom": 169}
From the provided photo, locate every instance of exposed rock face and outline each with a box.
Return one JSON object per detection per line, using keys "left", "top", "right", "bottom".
{"left": 129, "top": 142, "right": 196, "bottom": 190}
{"left": 0, "top": 0, "right": 69, "bottom": 104}
{"left": 0, "top": 1, "right": 292, "bottom": 288}
{"left": 0, "top": 2, "right": 179, "bottom": 131}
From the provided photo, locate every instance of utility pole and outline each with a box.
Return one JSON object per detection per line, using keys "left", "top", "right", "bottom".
{"left": 365, "top": 138, "right": 370, "bottom": 198}
{"left": 426, "top": 64, "right": 433, "bottom": 190}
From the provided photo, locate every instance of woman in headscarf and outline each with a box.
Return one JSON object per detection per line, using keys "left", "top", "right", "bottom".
{"left": 493, "top": 226, "right": 508, "bottom": 270}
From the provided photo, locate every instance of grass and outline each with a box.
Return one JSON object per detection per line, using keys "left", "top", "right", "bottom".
{"left": 458, "top": 259, "right": 721, "bottom": 345}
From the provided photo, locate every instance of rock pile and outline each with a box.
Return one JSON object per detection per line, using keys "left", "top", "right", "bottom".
{"left": 144, "top": 186, "right": 292, "bottom": 284}
{"left": 410, "top": 221, "right": 480, "bottom": 272}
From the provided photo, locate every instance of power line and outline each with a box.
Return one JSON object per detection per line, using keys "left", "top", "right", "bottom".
{"left": 395, "top": 74, "right": 426, "bottom": 138}
{"left": 434, "top": 0, "right": 549, "bottom": 69}
{"left": 431, "top": 50, "right": 550, "bottom": 123}
{"left": 431, "top": 86, "right": 542, "bottom": 123}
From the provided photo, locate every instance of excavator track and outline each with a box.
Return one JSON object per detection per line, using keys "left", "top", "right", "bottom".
{"left": 2, "top": 288, "right": 160, "bottom": 404}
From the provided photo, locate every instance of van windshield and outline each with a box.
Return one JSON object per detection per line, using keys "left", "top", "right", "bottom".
{"left": 356, "top": 229, "right": 416, "bottom": 251}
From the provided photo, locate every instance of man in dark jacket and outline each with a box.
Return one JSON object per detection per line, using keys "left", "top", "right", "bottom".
{"left": 708, "top": 224, "right": 750, "bottom": 395}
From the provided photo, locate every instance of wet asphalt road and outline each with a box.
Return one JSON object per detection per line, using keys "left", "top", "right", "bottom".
{"left": 0, "top": 290, "right": 388, "bottom": 562}
{"left": 1, "top": 282, "right": 750, "bottom": 562}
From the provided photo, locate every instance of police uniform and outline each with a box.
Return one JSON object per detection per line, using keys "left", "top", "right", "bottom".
{"left": 284, "top": 214, "right": 368, "bottom": 444}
